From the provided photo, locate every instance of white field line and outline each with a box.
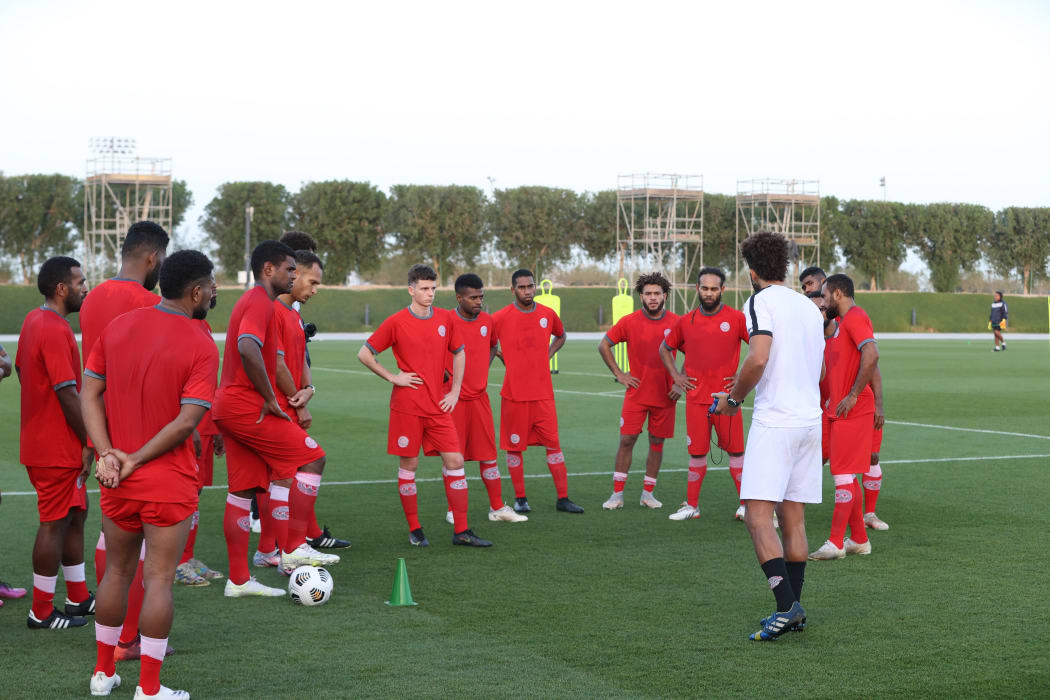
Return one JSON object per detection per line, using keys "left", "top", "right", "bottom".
{"left": 313, "top": 367, "right": 1050, "bottom": 441}
{"left": 3, "top": 453, "right": 1047, "bottom": 497}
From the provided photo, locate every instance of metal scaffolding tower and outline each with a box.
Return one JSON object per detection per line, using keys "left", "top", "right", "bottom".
{"left": 83, "top": 138, "right": 172, "bottom": 283}
{"left": 735, "top": 179, "right": 820, "bottom": 300}
{"left": 616, "top": 173, "right": 704, "bottom": 313}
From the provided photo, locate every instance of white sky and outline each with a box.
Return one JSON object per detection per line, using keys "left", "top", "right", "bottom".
{"left": 1, "top": 0, "right": 1048, "bottom": 254}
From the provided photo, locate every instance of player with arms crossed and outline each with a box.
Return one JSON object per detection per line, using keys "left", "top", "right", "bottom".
{"left": 598, "top": 272, "right": 679, "bottom": 510}
{"left": 659, "top": 268, "right": 750, "bottom": 521}
{"left": 493, "top": 269, "right": 584, "bottom": 514}
{"left": 17, "top": 256, "right": 93, "bottom": 630}
{"left": 357, "top": 265, "right": 492, "bottom": 547}
{"left": 711, "top": 232, "right": 824, "bottom": 641}
{"left": 443, "top": 274, "right": 528, "bottom": 524}
{"left": 83, "top": 250, "right": 219, "bottom": 699}
{"left": 809, "top": 274, "right": 881, "bottom": 560}
{"left": 216, "top": 241, "right": 337, "bottom": 599}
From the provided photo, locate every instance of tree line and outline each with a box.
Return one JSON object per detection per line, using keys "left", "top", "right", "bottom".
{"left": 2, "top": 173, "right": 1048, "bottom": 293}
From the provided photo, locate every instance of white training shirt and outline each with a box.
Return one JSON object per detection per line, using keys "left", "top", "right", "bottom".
{"left": 743, "top": 283, "right": 825, "bottom": 428}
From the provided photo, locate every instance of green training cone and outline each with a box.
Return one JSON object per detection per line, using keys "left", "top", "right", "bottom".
{"left": 385, "top": 557, "right": 419, "bottom": 606}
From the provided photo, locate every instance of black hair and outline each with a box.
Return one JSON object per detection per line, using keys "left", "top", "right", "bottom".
{"left": 280, "top": 231, "right": 318, "bottom": 253}
{"left": 799, "top": 266, "right": 826, "bottom": 283}
{"left": 37, "top": 256, "right": 81, "bottom": 298}
{"left": 159, "top": 250, "right": 214, "bottom": 300}
{"left": 294, "top": 250, "right": 324, "bottom": 271}
{"left": 740, "top": 232, "right": 789, "bottom": 283}
{"left": 824, "top": 273, "right": 855, "bottom": 298}
{"left": 635, "top": 272, "right": 670, "bottom": 295}
{"left": 696, "top": 266, "right": 726, "bottom": 286}
{"left": 121, "top": 221, "right": 170, "bottom": 258}
{"left": 455, "top": 273, "right": 484, "bottom": 293}
{"left": 250, "top": 240, "right": 296, "bottom": 278}
{"left": 806, "top": 290, "right": 823, "bottom": 299}
{"left": 511, "top": 269, "right": 534, "bottom": 286}
{"left": 407, "top": 264, "right": 437, "bottom": 285}
{"left": 994, "top": 290, "right": 1004, "bottom": 301}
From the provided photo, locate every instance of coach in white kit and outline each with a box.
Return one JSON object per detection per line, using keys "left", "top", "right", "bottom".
{"left": 711, "top": 231, "right": 825, "bottom": 642}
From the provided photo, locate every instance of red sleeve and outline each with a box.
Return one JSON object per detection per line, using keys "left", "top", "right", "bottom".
{"left": 182, "top": 343, "right": 220, "bottom": 408}
{"left": 843, "top": 310, "right": 875, "bottom": 349}
{"left": 274, "top": 308, "right": 288, "bottom": 357}
{"left": 238, "top": 295, "right": 270, "bottom": 348}
{"left": 85, "top": 331, "right": 107, "bottom": 381}
{"left": 739, "top": 311, "right": 750, "bottom": 343}
{"left": 447, "top": 312, "right": 464, "bottom": 353}
{"left": 489, "top": 321, "right": 498, "bottom": 348}
{"left": 664, "top": 317, "right": 684, "bottom": 351}
{"left": 366, "top": 315, "right": 396, "bottom": 355}
{"left": 605, "top": 315, "right": 629, "bottom": 345}
{"left": 551, "top": 310, "right": 565, "bottom": 337}
{"left": 43, "top": 327, "right": 78, "bottom": 389}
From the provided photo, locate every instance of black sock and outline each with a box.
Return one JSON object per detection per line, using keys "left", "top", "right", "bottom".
{"left": 786, "top": 560, "right": 806, "bottom": 602}
{"left": 760, "top": 557, "right": 796, "bottom": 612}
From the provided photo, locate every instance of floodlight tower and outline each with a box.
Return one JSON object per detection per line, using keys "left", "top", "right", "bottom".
{"left": 83, "top": 138, "right": 173, "bottom": 283}
{"left": 616, "top": 174, "right": 704, "bottom": 313}
{"left": 735, "top": 178, "right": 820, "bottom": 303}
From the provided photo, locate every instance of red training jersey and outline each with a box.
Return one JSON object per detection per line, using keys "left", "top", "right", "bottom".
{"left": 274, "top": 298, "right": 306, "bottom": 412}
{"left": 492, "top": 303, "right": 565, "bottom": 402}
{"left": 664, "top": 304, "right": 749, "bottom": 406}
{"left": 366, "top": 306, "right": 464, "bottom": 417}
{"left": 16, "top": 307, "right": 83, "bottom": 468}
{"left": 822, "top": 305, "right": 876, "bottom": 418}
{"left": 79, "top": 278, "right": 158, "bottom": 367}
{"left": 213, "top": 285, "right": 278, "bottom": 419}
{"left": 444, "top": 308, "right": 497, "bottom": 400}
{"left": 605, "top": 309, "right": 680, "bottom": 408}
{"left": 86, "top": 305, "right": 219, "bottom": 503}
{"left": 194, "top": 319, "right": 220, "bottom": 436}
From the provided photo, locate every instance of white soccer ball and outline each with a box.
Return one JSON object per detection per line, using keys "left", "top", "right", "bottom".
{"left": 288, "top": 565, "right": 333, "bottom": 606}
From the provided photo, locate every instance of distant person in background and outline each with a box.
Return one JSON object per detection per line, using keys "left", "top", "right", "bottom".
{"left": 799, "top": 266, "right": 826, "bottom": 295}
{"left": 0, "top": 344, "right": 29, "bottom": 608}
{"left": 990, "top": 291, "right": 1008, "bottom": 352}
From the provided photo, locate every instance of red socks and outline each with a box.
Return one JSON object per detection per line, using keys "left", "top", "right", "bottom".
{"left": 612, "top": 471, "right": 627, "bottom": 494}
{"left": 686, "top": 455, "right": 707, "bottom": 508}
{"left": 479, "top": 461, "right": 503, "bottom": 510}
{"left": 138, "top": 635, "right": 168, "bottom": 695}
{"left": 94, "top": 622, "right": 120, "bottom": 676}
{"left": 223, "top": 493, "right": 252, "bottom": 585}
{"left": 546, "top": 449, "right": 568, "bottom": 499}
{"left": 847, "top": 478, "right": 869, "bottom": 544}
{"left": 179, "top": 510, "right": 199, "bottom": 565}
{"left": 398, "top": 469, "right": 421, "bottom": 531}
{"left": 729, "top": 454, "right": 744, "bottom": 503}
{"left": 256, "top": 491, "right": 275, "bottom": 554}
{"left": 863, "top": 464, "right": 883, "bottom": 514}
{"left": 119, "top": 547, "right": 145, "bottom": 646}
{"left": 31, "top": 573, "right": 56, "bottom": 620}
{"left": 443, "top": 467, "right": 470, "bottom": 532}
{"left": 62, "top": 563, "right": 89, "bottom": 603}
{"left": 643, "top": 476, "right": 657, "bottom": 493}
{"left": 507, "top": 452, "right": 526, "bottom": 498}
{"left": 829, "top": 476, "right": 864, "bottom": 548}
{"left": 267, "top": 484, "right": 290, "bottom": 555}
{"left": 94, "top": 532, "right": 106, "bottom": 586}
{"left": 288, "top": 472, "right": 322, "bottom": 552}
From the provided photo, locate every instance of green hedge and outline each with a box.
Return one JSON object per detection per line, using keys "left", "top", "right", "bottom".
{"left": 0, "top": 285, "right": 1045, "bottom": 334}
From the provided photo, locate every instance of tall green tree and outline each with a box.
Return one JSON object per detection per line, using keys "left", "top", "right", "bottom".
{"left": 831, "top": 200, "right": 909, "bottom": 290}
{"left": 908, "top": 203, "right": 992, "bottom": 292}
{"left": 0, "top": 173, "right": 81, "bottom": 281}
{"left": 488, "top": 186, "right": 581, "bottom": 277}
{"left": 577, "top": 190, "right": 618, "bottom": 264}
{"left": 701, "top": 192, "right": 738, "bottom": 272}
{"left": 200, "top": 181, "right": 291, "bottom": 278}
{"left": 291, "top": 180, "right": 387, "bottom": 284}
{"left": 984, "top": 207, "right": 1050, "bottom": 294}
{"left": 387, "top": 185, "right": 486, "bottom": 283}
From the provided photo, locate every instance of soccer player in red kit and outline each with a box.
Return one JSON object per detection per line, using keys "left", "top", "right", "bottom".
{"left": 215, "top": 241, "right": 337, "bottom": 598}
{"left": 17, "top": 256, "right": 92, "bottom": 630}
{"left": 442, "top": 274, "right": 528, "bottom": 525}
{"left": 598, "top": 272, "right": 679, "bottom": 510}
{"left": 79, "top": 221, "right": 171, "bottom": 656}
{"left": 493, "top": 269, "right": 584, "bottom": 514}
{"left": 809, "top": 274, "right": 881, "bottom": 560}
{"left": 82, "top": 249, "right": 219, "bottom": 699}
{"left": 659, "top": 267, "right": 750, "bottom": 522}
{"left": 358, "top": 265, "right": 492, "bottom": 547}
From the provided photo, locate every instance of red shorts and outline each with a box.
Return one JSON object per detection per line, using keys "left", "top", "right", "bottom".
{"left": 685, "top": 403, "right": 744, "bottom": 455}
{"left": 872, "top": 426, "right": 883, "bottom": 454}
{"left": 101, "top": 491, "right": 197, "bottom": 532}
{"left": 500, "top": 398, "right": 560, "bottom": 451}
{"left": 25, "top": 466, "right": 87, "bottom": 522}
{"left": 826, "top": 411, "right": 875, "bottom": 475}
{"left": 198, "top": 434, "right": 215, "bottom": 488}
{"left": 822, "top": 414, "right": 831, "bottom": 463}
{"left": 620, "top": 399, "right": 676, "bottom": 439}
{"left": 389, "top": 408, "right": 460, "bottom": 458}
{"left": 216, "top": 412, "right": 326, "bottom": 493}
{"left": 432, "top": 395, "right": 497, "bottom": 462}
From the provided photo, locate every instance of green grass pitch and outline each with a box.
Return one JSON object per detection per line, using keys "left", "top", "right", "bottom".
{"left": 0, "top": 337, "right": 1047, "bottom": 698}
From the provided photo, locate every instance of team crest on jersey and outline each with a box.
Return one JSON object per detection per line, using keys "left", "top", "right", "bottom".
{"left": 719, "top": 321, "right": 730, "bottom": 332}
{"left": 768, "top": 576, "right": 783, "bottom": 589}
{"left": 664, "top": 328, "right": 671, "bottom": 336}
{"left": 540, "top": 317, "right": 548, "bottom": 328}
{"left": 510, "top": 433, "right": 521, "bottom": 444}
{"left": 305, "top": 437, "right": 318, "bottom": 449}
{"left": 236, "top": 516, "right": 251, "bottom": 532}
{"left": 438, "top": 324, "right": 447, "bottom": 337}
{"left": 481, "top": 326, "right": 488, "bottom": 337}
{"left": 397, "top": 435, "right": 410, "bottom": 448}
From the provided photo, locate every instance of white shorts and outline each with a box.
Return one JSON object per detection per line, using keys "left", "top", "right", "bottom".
{"left": 740, "top": 423, "right": 822, "bottom": 504}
